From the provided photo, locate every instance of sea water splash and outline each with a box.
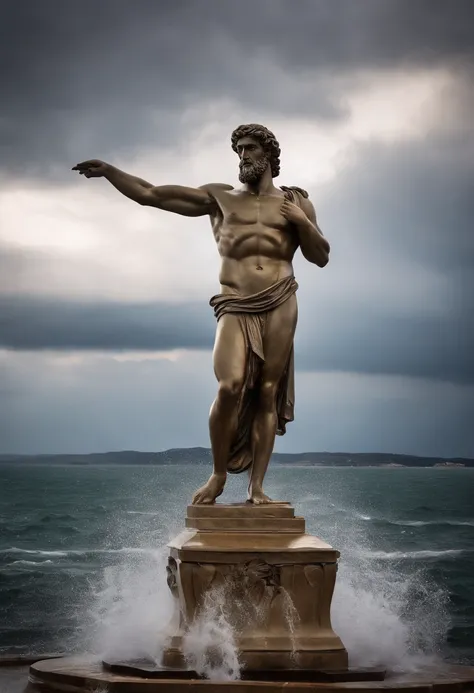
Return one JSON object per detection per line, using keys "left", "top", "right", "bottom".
{"left": 83, "top": 547, "right": 174, "bottom": 663}
{"left": 332, "top": 559, "right": 448, "bottom": 672}
{"left": 80, "top": 537, "right": 450, "bottom": 676}
{"left": 182, "top": 587, "right": 241, "bottom": 681}
{"left": 81, "top": 536, "right": 450, "bottom": 676}
{"left": 280, "top": 587, "right": 301, "bottom": 663}
{"left": 315, "top": 509, "right": 451, "bottom": 672}
{"left": 75, "top": 473, "right": 453, "bottom": 678}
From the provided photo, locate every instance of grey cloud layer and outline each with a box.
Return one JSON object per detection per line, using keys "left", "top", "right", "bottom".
{"left": 2, "top": 294, "right": 472, "bottom": 385}
{"left": 3, "top": 349, "right": 473, "bottom": 456}
{"left": 1, "top": 0, "right": 474, "bottom": 176}
{"left": 0, "top": 296, "right": 213, "bottom": 351}
{"left": 318, "top": 132, "right": 474, "bottom": 277}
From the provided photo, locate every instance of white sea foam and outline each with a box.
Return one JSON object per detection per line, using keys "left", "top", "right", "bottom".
{"left": 326, "top": 521, "right": 451, "bottom": 672}
{"left": 347, "top": 517, "right": 474, "bottom": 527}
{"left": 84, "top": 546, "right": 174, "bottom": 663}
{"left": 333, "top": 563, "right": 448, "bottom": 673}
{"left": 0, "top": 548, "right": 69, "bottom": 557}
{"left": 280, "top": 587, "right": 300, "bottom": 663}
{"left": 362, "top": 549, "right": 465, "bottom": 560}
{"left": 8, "top": 559, "right": 54, "bottom": 566}
{"left": 0, "top": 546, "right": 160, "bottom": 557}
{"left": 289, "top": 484, "right": 454, "bottom": 673}
{"left": 392, "top": 519, "right": 474, "bottom": 527}
{"left": 83, "top": 547, "right": 159, "bottom": 555}
{"left": 78, "top": 539, "right": 450, "bottom": 677}
{"left": 182, "top": 587, "right": 240, "bottom": 681}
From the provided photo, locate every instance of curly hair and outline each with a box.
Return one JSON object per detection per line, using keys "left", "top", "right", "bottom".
{"left": 231, "top": 123, "right": 281, "bottom": 178}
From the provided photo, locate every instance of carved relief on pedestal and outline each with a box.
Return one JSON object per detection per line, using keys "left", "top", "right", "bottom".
{"left": 166, "top": 557, "right": 179, "bottom": 598}
{"left": 227, "top": 559, "right": 281, "bottom": 602}
{"left": 163, "top": 506, "right": 347, "bottom": 671}
{"left": 165, "top": 555, "right": 340, "bottom": 639}
{"left": 167, "top": 558, "right": 282, "bottom": 629}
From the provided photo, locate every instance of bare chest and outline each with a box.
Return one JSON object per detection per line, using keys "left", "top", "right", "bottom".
{"left": 219, "top": 192, "right": 287, "bottom": 227}
{"left": 209, "top": 190, "right": 298, "bottom": 258}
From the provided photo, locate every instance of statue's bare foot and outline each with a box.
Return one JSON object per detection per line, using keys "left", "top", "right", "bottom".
{"left": 192, "top": 473, "right": 226, "bottom": 505}
{"left": 247, "top": 485, "right": 281, "bottom": 505}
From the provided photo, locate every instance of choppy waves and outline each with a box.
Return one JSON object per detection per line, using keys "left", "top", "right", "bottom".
{"left": 1, "top": 464, "right": 473, "bottom": 669}
{"left": 1, "top": 544, "right": 470, "bottom": 569}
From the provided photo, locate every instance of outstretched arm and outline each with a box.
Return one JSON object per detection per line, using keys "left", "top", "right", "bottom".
{"left": 281, "top": 197, "right": 330, "bottom": 267}
{"left": 72, "top": 160, "right": 216, "bottom": 217}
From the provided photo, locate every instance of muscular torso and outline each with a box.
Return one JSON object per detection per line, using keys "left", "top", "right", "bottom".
{"left": 207, "top": 186, "right": 299, "bottom": 296}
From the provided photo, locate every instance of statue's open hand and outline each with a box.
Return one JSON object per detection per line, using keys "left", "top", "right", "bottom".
{"left": 72, "top": 160, "right": 108, "bottom": 178}
{"left": 280, "top": 199, "right": 308, "bottom": 226}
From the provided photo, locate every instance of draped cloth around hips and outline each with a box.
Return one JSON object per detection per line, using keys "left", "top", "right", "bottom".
{"left": 209, "top": 274, "right": 299, "bottom": 474}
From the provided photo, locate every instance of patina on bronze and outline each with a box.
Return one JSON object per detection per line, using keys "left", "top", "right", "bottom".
{"left": 73, "top": 124, "right": 329, "bottom": 505}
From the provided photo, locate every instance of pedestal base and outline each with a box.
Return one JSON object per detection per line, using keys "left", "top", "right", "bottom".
{"left": 162, "top": 502, "right": 348, "bottom": 673}
{"left": 28, "top": 656, "right": 474, "bottom": 692}
{"left": 103, "top": 657, "right": 387, "bottom": 681}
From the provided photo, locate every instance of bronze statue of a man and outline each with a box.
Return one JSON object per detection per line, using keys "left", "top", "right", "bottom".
{"left": 73, "top": 124, "right": 330, "bottom": 505}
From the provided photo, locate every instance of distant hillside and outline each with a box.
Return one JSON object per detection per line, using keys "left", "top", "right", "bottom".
{"left": 0, "top": 448, "right": 472, "bottom": 467}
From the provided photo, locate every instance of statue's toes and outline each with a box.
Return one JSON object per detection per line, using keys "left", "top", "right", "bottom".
{"left": 191, "top": 489, "right": 203, "bottom": 504}
{"left": 192, "top": 487, "right": 211, "bottom": 505}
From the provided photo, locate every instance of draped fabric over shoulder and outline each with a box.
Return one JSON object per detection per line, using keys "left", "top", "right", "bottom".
{"left": 209, "top": 275, "right": 299, "bottom": 474}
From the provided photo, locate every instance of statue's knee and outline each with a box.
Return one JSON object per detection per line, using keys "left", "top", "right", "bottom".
{"left": 218, "top": 379, "right": 243, "bottom": 401}
{"left": 260, "top": 380, "right": 278, "bottom": 409}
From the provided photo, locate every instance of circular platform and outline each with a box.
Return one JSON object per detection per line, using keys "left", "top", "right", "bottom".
{"left": 29, "top": 656, "right": 474, "bottom": 692}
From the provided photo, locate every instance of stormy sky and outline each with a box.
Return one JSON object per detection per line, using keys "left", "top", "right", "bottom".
{"left": 1, "top": 0, "right": 473, "bottom": 457}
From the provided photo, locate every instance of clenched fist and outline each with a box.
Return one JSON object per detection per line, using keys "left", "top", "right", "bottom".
{"left": 72, "top": 160, "right": 109, "bottom": 178}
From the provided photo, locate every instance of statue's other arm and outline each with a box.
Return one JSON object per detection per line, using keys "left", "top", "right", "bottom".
{"left": 72, "top": 160, "right": 222, "bottom": 217}
{"left": 299, "top": 198, "right": 330, "bottom": 267}
{"left": 281, "top": 196, "right": 330, "bottom": 267}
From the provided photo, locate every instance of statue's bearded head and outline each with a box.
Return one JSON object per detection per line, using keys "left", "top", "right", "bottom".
{"left": 231, "top": 124, "right": 281, "bottom": 184}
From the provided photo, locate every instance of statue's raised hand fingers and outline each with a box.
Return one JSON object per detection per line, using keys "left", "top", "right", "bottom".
{"left": 72, "top": 162, "right": 89, "bottom": 171}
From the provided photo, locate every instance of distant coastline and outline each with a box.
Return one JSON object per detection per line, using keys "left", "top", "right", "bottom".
{"left": 0, "top": 448, "right": 472, "bottom": 467}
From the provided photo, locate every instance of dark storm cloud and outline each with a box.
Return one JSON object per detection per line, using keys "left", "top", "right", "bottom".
{"left": 210, "top": 0, "right": 474, "bottom": 70}
{"left": 296, "top": 309, "right": 474, "bottom": 385}
{"left": 1, "top": 0, "right": 474, "bottom": 176}
{"left": 297, "top": 130, "right": 474, "bottom": 385}
{"left": 317, "top": 131, "right": 474, "bottom": 275}
{"left": 1, "top": 293, "right": 472, "bottom": 385}
{"left": 0, "top": 295, "right": 213, "bottom": 351}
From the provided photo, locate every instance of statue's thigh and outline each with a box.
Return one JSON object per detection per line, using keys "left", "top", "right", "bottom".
{"left": 262, "top": 296, "right": 298, "bottom": 379}
{"left": 212, "top": 313, "right": 247, "bottom": 383}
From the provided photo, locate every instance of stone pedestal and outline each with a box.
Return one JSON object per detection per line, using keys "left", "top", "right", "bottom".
{"left": 161, "top": 502, "right": 348, "bottom": 672}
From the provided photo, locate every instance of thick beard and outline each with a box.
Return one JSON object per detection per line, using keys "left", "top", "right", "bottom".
{"left": 239, "top": 155, "right": 270, "bottom": 184}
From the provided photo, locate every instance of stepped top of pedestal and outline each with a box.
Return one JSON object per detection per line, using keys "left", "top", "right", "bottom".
{"left": 169, "top": 502, "right": 339, "bottom": 562}
{"left": 185, "top": 502, "right": 304, "bottom": 533}
{"left": 169, "top": 529, "right": 339, "bottom": 562}
{"left": 187, "top": 502, "right": 294, "bottom": 518}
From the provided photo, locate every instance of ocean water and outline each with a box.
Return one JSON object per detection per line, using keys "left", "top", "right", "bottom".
{"left": 0, "top": 464, "right": 473, "bottom": 673}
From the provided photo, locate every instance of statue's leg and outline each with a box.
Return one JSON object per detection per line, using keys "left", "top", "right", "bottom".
{"left": 248, "top": 294, "right": 297, "bottom": 504}
{"left": 192, "top": 313, "right": 246, "bottom": 504}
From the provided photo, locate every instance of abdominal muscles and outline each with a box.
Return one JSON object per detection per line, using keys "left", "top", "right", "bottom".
{"left": 218, "top": 226, "right": 296, "bottom": 295}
